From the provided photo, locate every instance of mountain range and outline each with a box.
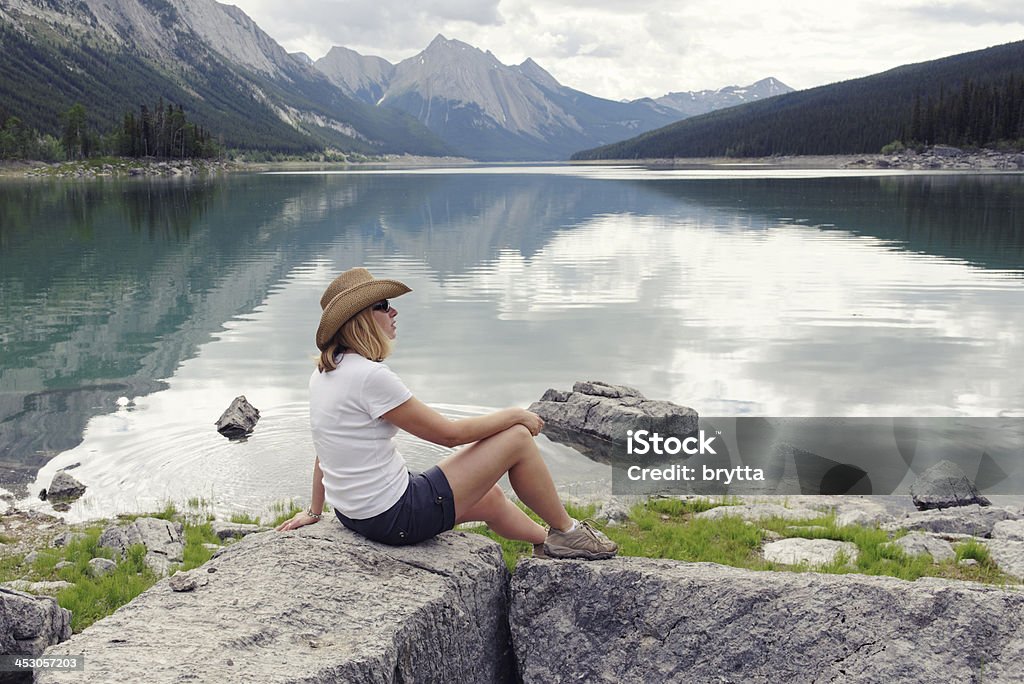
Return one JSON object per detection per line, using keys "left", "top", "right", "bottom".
{"left": 652, "top": 78, "right": 792, "bottom": 117}
{"left": 574, "top": 40, "right": 1024, "bottom": 160}
{"left": 0, "top": 0, "right": 790, "bottom": 161}
{"left": 0, "top": 0, "right": 452, "bottom": 155}
{"left": 314, "top": 35, "right": 793, "bottom": 160}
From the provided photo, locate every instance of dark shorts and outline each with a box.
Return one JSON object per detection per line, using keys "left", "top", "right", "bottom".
{"left": 335, "top": 465, "right": 456, "bottom": 546}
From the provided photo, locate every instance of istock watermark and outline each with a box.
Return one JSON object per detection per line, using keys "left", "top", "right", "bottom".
{"left": 605, "top": 417, "right": 1024, "bottom": 496}
{"left": 626, "top": 429, "right": 718, "bottom": 456}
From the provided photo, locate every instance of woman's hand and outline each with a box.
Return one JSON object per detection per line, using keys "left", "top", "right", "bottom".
{"left": 275, "top": 510, "right": 321, "bottom": 531}
{"left": 517, "top": 409, "right": 545, "bottom": 436}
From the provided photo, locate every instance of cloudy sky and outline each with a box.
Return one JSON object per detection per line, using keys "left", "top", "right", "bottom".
{"left": 226, "top": 0, "right": 1024, "bottom": 100}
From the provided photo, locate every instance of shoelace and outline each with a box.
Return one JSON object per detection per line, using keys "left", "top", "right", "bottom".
{"left": 578, "top": 519, "right": 610, "bottom": 541}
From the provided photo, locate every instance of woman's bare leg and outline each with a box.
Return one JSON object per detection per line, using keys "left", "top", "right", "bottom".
{"left": 456, "top": 484, "right": 546, "bottom": 544}
{"left": 437, "top": 425, "right": 573, "bottom": 534}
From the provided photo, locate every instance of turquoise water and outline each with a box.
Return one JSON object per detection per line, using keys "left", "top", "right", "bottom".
{"left": 1, "top": 167, "right": 1021, "bottom": 518}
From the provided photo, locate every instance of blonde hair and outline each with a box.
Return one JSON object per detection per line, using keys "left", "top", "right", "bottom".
{"left": 317, "top": 308, "right": 392, "bottom": 372}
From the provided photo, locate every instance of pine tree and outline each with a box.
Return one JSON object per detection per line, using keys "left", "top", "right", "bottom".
{"left": 61, "top": 103, "right": 87, "bottom": 160}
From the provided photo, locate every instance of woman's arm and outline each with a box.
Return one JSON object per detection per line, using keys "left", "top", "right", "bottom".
{"left": 275, "top": 456, "right": 325, "bottom": 531}
{"left": 382, "top": 398, "right": 543, "bottom": 448}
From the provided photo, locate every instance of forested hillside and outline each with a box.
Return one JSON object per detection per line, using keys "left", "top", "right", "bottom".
{"left": 572, "top": 40, "right": 1024, "bottom": 160}
{"left": 0, "top": 6, "right": 451, "bottom": 159}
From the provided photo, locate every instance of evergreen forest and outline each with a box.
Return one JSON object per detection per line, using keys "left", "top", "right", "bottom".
{"left": 573, "top": 40, "right": 1024, "bottom": 160}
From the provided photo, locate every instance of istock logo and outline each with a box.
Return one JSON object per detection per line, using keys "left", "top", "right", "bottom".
{"left": 626, "top": 429, "right": 718, "bottom": 456}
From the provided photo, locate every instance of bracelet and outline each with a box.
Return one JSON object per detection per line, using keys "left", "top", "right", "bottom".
{"left": 305, "top": 507, "right": 323, "bottom": 520}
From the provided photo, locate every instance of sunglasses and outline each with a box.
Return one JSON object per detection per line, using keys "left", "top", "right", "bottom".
{"left": 371, "top": 299, "right": 391, "bottom": 312}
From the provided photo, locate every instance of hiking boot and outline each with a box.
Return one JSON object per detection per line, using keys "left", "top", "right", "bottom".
{"left": 533, "top": 543, "right": 549, "bottom": 559}
{"left": 543, "top": 520, "right": 618, "bottom": 560}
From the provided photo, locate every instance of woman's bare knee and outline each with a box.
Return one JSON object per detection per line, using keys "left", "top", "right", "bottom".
{"left": 457, "top": 484, "right": 506, "bottom": 524}
{"left": 500, "top": 423, "right": 536, "bottom": 450}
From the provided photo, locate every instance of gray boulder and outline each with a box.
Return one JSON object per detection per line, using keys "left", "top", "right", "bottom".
{"left": 993, "top": 519, "right": 1024, "bottom": 541}
{"left": 887, "top": 532, "right": 955, "bottom": 562}
{"left": 215, "top": 395, "right": 260, "bottom": 439}
{"left": 210, "top": 521, "right": 265, "bottom": 540}
{"left": 528, "top": 381, "right": 698, "bottom": 444}
{"left": 50, "top": 531, "right": 86, "bottom": 548}
{"left": 45, "top": 471, "right": 86, "bottom": 503}
{"left": 39, "top": 525, "right": 514, "bottom": 683}
{"left": 983, "top": 539, "right": 1024, "bottom": 581}
{"left": 883, "top": 504, "right": 1013, "bottom": 538}
{"left": 98, "top": 517, "right": 185, "bottom": 575}
{"left": 833, "top": 499, "right": 895, "bottom": 527}
{"left": 88, "top": 557, "right": 117, "bottom": 577}
{"left": 510, "top": 557, "right": 1024, "bottom": 683}
{"left": 695, "top": 502, "right": 820, "bottom": 522}
{"left": 594, "top": 498, "right": 631, "bottom": 525}
{"left": 168, "top": 570, "right": 209, "bottom": 593}
{"left": 931, "top": 145, "right": 963, "bottom": 157}
{"left": 1, "top": 581, "right": 74, "bottom": 596}
{"left": 0, "top": 587, "right": 71, "bottom": 658}
{"left": 762, "top": 538, "right": 858, "bottom": 566}
{"left": 910, "top": 460, "right": 990, "bottom": 510}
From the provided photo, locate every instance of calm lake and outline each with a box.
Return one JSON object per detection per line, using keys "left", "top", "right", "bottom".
{"left": 1, "top": 166, "right": 1022, "bottom": 520}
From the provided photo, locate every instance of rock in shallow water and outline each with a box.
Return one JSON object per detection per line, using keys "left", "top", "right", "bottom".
{"left": 215, "top": 395, "right": 260, "bottom": 439}
{"left": 910, "top": 460, "right": 990, "bottom": 510}
{"left": 43, "top": 471, "right": 86, "bottom": 503}
{"left": 529, "top": 380, "right": 697, "bottom": 445}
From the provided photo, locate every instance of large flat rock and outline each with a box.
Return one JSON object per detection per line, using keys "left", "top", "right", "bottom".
{"left": 510, "top": 557, "right": 1024, "bottom": 683}
{"left": 39, "top": 524, "right": 513, "bottom": 683}
{"left": 882, "top": 504, "right": 1016, "bottom": 537}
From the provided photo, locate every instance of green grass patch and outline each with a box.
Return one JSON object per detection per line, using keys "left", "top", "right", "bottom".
{"left": 228, "top": 512, "right": 260, "bottom": 526}
{"left": 119, "top": 501, "right": 178, "bottom": 523}
{"left": 178, "top": 522, "right": 222, "bottom": 572}
{"left": 615, "top": 507, "right": 765, "bottom": 567}
{"left": 0, "top": 552, "right": 25, "bottom": 583}
{"left": 465, "top": 497, "right": 1020, "bottom": 586}
{"left": 57, "top": 544, "right": 159, "bottom": 632}
{"left": 268, "top": 499, "right": 305, "bottom": 527}
{"left": 945, "top": 539, "right": 1009, "bottom": 584}
{"left": 6, "top": 514, "right": 230, "bottom": 633}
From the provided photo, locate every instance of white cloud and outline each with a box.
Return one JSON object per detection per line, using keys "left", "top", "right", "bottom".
{"left": 228, "top": 0, "right": 1024, "bottom": 99}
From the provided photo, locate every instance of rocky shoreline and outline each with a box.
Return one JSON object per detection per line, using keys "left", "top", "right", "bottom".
{"left": 16, "top": 157, "right": 237, "bottom": 179}
{"left": 12, "top": 499, "right": 1022, "bottom": 683}
{"left": 3, "top": 486, "right": 1023, "bottom": 680}
{"left": 3, "top": 145, "right": 1022, "bottom": 180}
{"left": 0, "top": 153, "right": 476, "bottom": 179}
{"left": 842, "top": 145, "right": 1024, "bottom": 171}
{"left": 603, "top": 145, "right": 1024, "bottom": 171}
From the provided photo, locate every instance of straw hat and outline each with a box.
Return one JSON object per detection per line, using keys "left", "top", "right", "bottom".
{"left": 316, "top": 268, "right": 411, "bottom": 350}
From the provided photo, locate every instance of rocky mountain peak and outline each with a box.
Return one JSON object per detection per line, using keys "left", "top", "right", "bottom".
{"left": 415, "top": 33, "right": 502, "bottom": 69}
{"left": 653, "top": 77, "right": 794, "bottom": 117}
{"left": 386, "top": 33, "right": 542, "bottom": 129}
{"left": 316, "top": 45, "right": 394, "bottom": 102}
{"left": 515, "top": 58, "right": 562, "bottom": 92}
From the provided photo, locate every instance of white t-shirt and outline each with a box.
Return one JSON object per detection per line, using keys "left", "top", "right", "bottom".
{"left": 308, "top": 353, "right": 413, "bottom": 519}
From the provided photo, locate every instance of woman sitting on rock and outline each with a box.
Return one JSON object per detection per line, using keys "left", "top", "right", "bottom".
{"left": 275, "top": 267, "right": 617, "bottom": 560}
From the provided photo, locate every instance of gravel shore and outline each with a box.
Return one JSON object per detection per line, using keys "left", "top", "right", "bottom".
{"left": 599, "top": 146, "right": 1024, "bottom": 171}
{"left": 4, "top": 146, "right": 1022, "bottom": 179}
